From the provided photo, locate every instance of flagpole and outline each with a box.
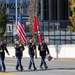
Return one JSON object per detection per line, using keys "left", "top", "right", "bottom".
{"left": 35, "top": 0, "right": 37, "bottom": 59}
{"left": 14, "top": 0, "right": 17, "bottom": 43}
{"left": 16, "top": 0, "right": 17, "bottom": 28}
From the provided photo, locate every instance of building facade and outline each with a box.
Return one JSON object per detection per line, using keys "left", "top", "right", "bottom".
{"left": 2, "top": 0, "right": 29, "bottom": 45}
{"left": 2, "top": 0, "right": 29, "bottom": 21}
{"left": 41, "top": 0, "right": 71, "bottom": 20}
{"left": 2, "top": 0, "right": 75, "bottom": 45}
{"left": 40, "top": 0, "right": 75, "bottom": 45}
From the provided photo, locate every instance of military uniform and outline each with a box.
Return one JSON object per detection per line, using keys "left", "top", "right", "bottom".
{"left": 28, "top": 38, "right": 37, "bottom": 70}
{"left": 15, "top": 42, "right": 24, "bottom": 71}
{"left": 38, "top": 42, "right": 49, "bottom": 69}
{"left": 0, "top": 41, "right": 9, "bottom": 72}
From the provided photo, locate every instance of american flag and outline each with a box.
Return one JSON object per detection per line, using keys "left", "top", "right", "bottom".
{"left": 17, "top": 13, "right": 27, "bottom": 44}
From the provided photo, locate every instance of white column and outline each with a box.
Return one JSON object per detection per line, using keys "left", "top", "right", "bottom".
{"left": 41, "top": 0, "right": 44, "bottom": 20}
{"left": 6, "top": 0, "right": 9, "bottom": 14}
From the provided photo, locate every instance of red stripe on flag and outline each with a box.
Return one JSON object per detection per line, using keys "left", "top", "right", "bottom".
{"left": 17, "top": 23, "right": 27, "bottom": 44}
{"left": 38, "top": 33, "right": 43, "bottom": 44}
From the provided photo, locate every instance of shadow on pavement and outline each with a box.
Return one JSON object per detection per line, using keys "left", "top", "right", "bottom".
{"left": 6, "top": 68, "right": 75, "bottom": 73}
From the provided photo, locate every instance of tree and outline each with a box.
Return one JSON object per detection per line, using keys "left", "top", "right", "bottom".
{"left": 0, "top": 0, "right": 8, "bottom": 39}
{"left": 68, "top": 0, "right": 75, "bottom": 32}
{"left": 27, "top": 0, "right": 40, "bottom": 34}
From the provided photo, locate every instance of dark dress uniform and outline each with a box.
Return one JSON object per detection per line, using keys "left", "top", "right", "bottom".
{"left": 28, "top": 41, "right": 37, "bottom": 70}
{"left": 15, "top": 42, "right": 24, "bottom": 71}
{"left": 0, "top": 42, "right": 9, "bottom": 72}
{"left": 38, "top": 42, "right": 49, "bottom": 69}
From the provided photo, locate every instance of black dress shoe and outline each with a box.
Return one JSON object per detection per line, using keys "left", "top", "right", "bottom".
{"left": 45, "top": 67, "right": 48, "bottom": 70}
{"left": 34, "top": 68, "right": 37, "bottom": 70}
{"left": 21, "top": 68, "right": 24, "bottom": 71}
{"left": 28, "top": 68, "right": 31, "bottom": 70}
{"left": 16, "top": 68, "right": 19, "bottom": 71}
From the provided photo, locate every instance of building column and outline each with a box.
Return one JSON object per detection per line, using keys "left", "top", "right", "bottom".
{"left": 68, "top": 0, "right": 71, "bottom": 20}
{"left": 57, "top": 0, "right": 60, "bottom": 20}
{"left": 6, "top": 0, "right": 9, "bottom": 14}
{"left": 48, "top": 0, "right": 52, "bottom": 20}
{"left": 41, "top": 0, "right": 44, "bottom": 20}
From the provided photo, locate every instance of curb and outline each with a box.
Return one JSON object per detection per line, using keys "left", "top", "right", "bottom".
{"left": 5, "top": 57, "right": 75, "bottom": 61}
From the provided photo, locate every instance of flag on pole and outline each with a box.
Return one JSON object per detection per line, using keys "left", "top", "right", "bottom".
{"left": 33, "top": 16, "right": 43, "bottom": 44}
{"left": 16, "top": 13, "right": 27, "bottom": 44}
{"left": 33, "top": 16, "right": 39, "bottom": 34}
{"left": 38, "top": 26, "right": 43, "bottom": 44}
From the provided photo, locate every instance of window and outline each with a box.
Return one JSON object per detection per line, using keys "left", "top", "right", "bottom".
{"left": 43, "top": 0, "right": 69, "bottom": 20}
{"left": 7, "top": 24, "right": 13, "bottom": 32}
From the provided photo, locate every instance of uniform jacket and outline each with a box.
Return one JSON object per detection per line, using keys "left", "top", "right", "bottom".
{"left": 15, "top": 43, "right": 24, "bottom": 57}
{"left": 38, "top": 42, "right": 49, "bottom": 56}
{"left": 0, "top": 43, "right": 9, "bottom": 58}
{"left": 28, "top": 42, "right": 36, "bottom": 55}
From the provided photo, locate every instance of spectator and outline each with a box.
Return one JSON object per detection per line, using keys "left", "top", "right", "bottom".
{"left": 38, "top": 38, "right": 49, "bottom": 69}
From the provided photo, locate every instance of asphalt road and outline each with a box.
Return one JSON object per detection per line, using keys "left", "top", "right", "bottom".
{"left": 0, "top": 58, "right": 75, "bottom": 75}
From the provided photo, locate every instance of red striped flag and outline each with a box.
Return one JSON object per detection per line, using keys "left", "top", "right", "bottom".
{"left": 17, "top": 13, "right": 27, "bottom": 44}
{"left": 33, "top": 16, "right": 43, "bottom": 44}
{"left": 33, "top": 16, "right": 39, "bottom": 34}
{"left": 38, "top": 26, "right": 43, "bottom": 44}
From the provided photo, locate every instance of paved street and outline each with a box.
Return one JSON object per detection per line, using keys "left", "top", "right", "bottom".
{"left": 0, "top": 58, "right": 75, "bottom": 75}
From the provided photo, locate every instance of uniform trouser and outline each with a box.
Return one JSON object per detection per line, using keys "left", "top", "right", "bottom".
{"left": 16, "top": 56, "right": 23, "bottom": 69}
{"left": 0, "top": 57, "right": 6, "bottom": 70}
{"left": 40, "top": 55, "right": 47, "bottom": 68}
{"left": 28, "top": 54, "right": 36, "bottom": 69}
